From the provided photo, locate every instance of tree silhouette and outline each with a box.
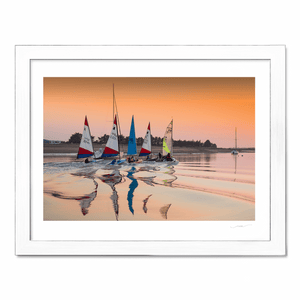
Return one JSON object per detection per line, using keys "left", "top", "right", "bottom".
{"left": 68, "top": 132, "right": 217, "bottom": 147}
{"left": 68, "top": 132, "right": 82, "bottom": 143}
{"left": 203, "top": 140, "right": 212, "bottom": 147}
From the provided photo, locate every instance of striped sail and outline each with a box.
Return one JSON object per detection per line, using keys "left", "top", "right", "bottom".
{"left": 77, "top": 116, "right": 94, "bottom": 158}
{"left": 127, "top": 116, "right": 137, "bottom": 156}
{"left": 162, "top": 120, "right": 173, "bottom": 156}
{"left": 101, "top": 115, "right": 119, "bottom": 157}
{"left": 139, "top": 122, "right": 151, "bottom": 156}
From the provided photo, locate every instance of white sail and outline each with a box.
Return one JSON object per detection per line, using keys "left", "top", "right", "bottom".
{"left": 139, "top": 122, "right": 151, "bottom": 156}
{"left": 163, "top": 120, "right": 173, "bottom": 156}
{"left": 77, "top": 116, "right": 94, "bottom": 158}
{"left": 102, "top": 115, "right": 119, "bottom": 157}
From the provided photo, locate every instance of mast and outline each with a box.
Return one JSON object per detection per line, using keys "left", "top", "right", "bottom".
{"left": 113, "top": 84, "right": 121, "bottom": 160}
{"left": 235, "top": 127, "right": 237, "bottom": 150}
{"left": 171, "top": 118, "right": 173, "bottom": 156}
{"left": 116, "top": 113, "right": 120, "bottom": 160}
{"left": 113, "top": 84, "right": 115, "bottom": 123}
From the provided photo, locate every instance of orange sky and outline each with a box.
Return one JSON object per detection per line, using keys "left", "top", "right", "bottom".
{"left": 44, "top": 77, "right": 255, "bottom": 148}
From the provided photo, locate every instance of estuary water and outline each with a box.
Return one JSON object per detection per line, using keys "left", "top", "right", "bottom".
{"left": 43, "top": 153, "right": 255, "bottom": 221}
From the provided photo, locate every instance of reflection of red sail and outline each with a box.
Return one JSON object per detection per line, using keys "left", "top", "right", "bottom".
{"left": 142, "top": 194, "right": 152, "bottom": 213}
{"left": 110, "top": 187, "right": 119, "bottom": 220}
{"left": 159, "top": 204, "right": 172, "bottom": 219}
{"left": 45, "top": 180, "right": 98, "bottom": 216}
{"left": 76, "top": 190, "right": 97, "bottom": 216}
{"left": 98, "top": 170, "right": 122, "bottom": 220}
{"left": 76, "top": 181, "right": 98, "bottom": 215}
{"left": 137, "top": 176, "right": 156, "bottom": 187}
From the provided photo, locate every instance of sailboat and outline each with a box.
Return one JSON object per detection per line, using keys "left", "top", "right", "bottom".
{"left": 139, "top": 122, "right": 151, "bottom": 157}
{"left": 126, "top": 116, "right": 142, "bottom": 163}
{"left": 101, "top": 115, "right": 119, "bottom": 158}
{"left": 99, "top": 85, "right": 126, "bottom": 165}
{"left": 231, "top": 127, "right": 239, "bottom": 155}
{"left": 127, "top": 116, "right": 137, "bottom": 157}
{"left": 102, "top": 115, "right": 126, "bottom": 165}
{"left": 160, "top": 119, "right": 178, "bottom": 164}
{"left": 163, "top": 119, "right": 173, "bottom": 156}
{"left": 77, "top": 116, "right": 94, "bottom": 159}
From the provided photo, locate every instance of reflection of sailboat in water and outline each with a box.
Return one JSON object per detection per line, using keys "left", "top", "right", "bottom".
{"left": 108, "top": 183, "right": 120, "bottom": 221}
{"left": 126, "top": 167, "right": 139, "bottom": 215}
{"left": 45, "top": 179, "right": 98, "bottom": 216}
{"left": 77, "top": 187, "right": 98, "bottom": 215}
{"left": 162, "top": 166, "right": 177, "bottom": 186}
{"left": 159, "top": 204, "right": 172, "bottom": 219}
{"left": 233, "top": 154, "right": 237, "bottom": 182}
{"left": 142, "top": 194, "right": 152, "bottom": 213}
{"left": 98, "top": 170, "right": 122, "bottom": 220}
{"left": 234, "top": 155, "right": 237, "bottom": 174}
{"left": 76, "top": 180, "right": 98, "bottom": 215}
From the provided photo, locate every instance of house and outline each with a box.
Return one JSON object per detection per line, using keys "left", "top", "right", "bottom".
{"left": 43, "top": 139, "right": 61, "bottom": 144}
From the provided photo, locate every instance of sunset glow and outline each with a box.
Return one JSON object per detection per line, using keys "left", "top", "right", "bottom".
{"left": 44, "top": 77, "right": 255, "bottom": 148}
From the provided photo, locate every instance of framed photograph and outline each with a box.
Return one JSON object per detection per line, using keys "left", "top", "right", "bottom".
{"left": 16, "top": 45, "right": 285, "bottom": 255}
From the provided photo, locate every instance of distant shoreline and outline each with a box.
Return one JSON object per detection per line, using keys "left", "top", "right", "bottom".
{"left": 44, "top": 143, "right": 255, "bottom": 154}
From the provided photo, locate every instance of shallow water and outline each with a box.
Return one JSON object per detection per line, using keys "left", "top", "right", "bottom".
{"left": 44, "top": 153, "right": 255, "bottom": 221}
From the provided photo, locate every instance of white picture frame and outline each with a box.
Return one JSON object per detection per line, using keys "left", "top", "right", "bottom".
{"left": 15, "top": 45, "right": 286, "bottom": 255}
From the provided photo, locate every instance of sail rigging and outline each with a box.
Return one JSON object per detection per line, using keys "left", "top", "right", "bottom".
{"left": 139, "top": 122, "right": 151, "bottom": 156}
{"left": 162, "top": 120, "right": 173, "bottom": 156}
{"left": 127, "top": 116, "right": 137, "bottom": 156}
{"left": 113, "top": 84, "right": 123, "bottom": 159}
{"left": 77, "top": 116, "right": 94, "bottom": 158}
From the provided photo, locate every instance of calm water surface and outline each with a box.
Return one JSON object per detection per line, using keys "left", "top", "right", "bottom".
{"left": 43, "top": 153, "right": 255, "bottom": 221}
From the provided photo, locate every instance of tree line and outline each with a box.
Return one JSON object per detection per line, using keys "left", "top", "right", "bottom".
{"left": 67, "top": 132, "right": 217, "bottom": 148}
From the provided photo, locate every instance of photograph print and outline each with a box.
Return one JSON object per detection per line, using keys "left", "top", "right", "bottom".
{"left": 43, "top": 77, "right": 255, "bottom": 221}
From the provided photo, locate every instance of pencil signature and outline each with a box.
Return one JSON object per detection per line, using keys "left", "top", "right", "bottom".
{"left": 230, "top": 224, "right": 252, "bottom": 229}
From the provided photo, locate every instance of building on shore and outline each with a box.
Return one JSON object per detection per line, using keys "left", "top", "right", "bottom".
{"left": 43, "top": 139, "right": 62, "bottom": 144}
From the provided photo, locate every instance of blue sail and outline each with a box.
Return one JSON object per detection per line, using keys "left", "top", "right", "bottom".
{"left": 127, "top": 116, "right": 137, "bottom": 155}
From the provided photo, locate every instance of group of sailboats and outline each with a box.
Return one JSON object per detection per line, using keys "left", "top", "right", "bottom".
{"left": 76, "top": 85, "right": 176, "bottom": 164}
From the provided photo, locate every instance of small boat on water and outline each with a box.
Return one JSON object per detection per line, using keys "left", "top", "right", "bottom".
{"left": 101, "top": 115, "right": 120, "bottom": 158}
{"left": 231, "top": 127, "right": 239, "bottom": 155}
{"left": 98, "top": 84, "right": 125, "bottom": 165}
{"left": 102, "top": 115, "right": 126, "bottom": 165}
{"left": 77, "top": 116, "right": 95, "bottom": 159}
{"left": 139, "top": 122, "right": 152, "bottom": 158}
{"left": 126, "top": 116, "right": 142, "bottom": 164}
{"left": 158, "top": 119, "right": 178, "bottom": 164}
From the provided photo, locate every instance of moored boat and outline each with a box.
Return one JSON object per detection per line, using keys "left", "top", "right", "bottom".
{"left": 231, "top": 127, "right": 239, "bottom": 155}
